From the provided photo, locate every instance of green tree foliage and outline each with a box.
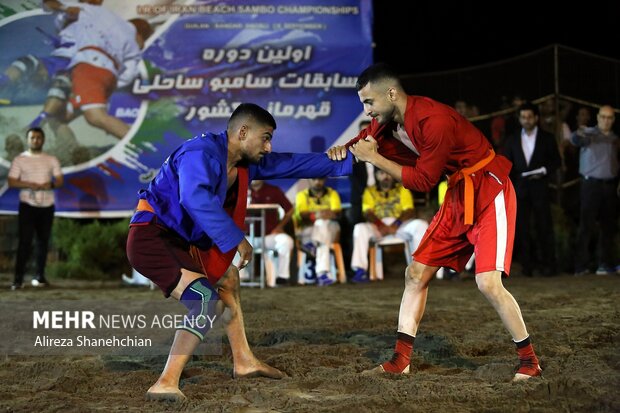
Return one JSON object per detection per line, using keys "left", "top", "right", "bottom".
{"left": 48, "top": 219, "right": 131, "bottom": 279}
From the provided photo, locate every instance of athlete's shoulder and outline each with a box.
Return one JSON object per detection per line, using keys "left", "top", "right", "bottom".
{"left": 411, "top": 95, "right": 458, "bottom": 119}
{"left": 184, "top": 131, "right": 226, "bottom": 152}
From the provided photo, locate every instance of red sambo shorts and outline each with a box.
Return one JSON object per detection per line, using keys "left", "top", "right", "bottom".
{"left": 413, "top": 176, "right": 516, "bottom": 275}
{"left": 70, "top": 63, "right": 116, "bottom": 111}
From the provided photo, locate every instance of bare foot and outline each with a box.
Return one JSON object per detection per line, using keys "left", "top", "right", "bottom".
{"left": 146, "top": 383, "right": 187, "bottom": 402}
{"left": 233, "top": 359, "right": 287, "bottom": 379}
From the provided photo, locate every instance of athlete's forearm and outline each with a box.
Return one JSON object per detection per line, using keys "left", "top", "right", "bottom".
{"left": 369, "top": 154, "right": 404, "bottom": 183}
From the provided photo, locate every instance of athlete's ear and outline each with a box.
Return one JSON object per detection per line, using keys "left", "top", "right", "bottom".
{"left": 239, "top": 124, "right": 248, "bottom": 140}
{"left": 388, "top": 87, "right": 397, "bottom": 101}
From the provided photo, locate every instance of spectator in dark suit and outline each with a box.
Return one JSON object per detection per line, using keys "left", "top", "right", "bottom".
{"left": 503, "top": 102, "right": 561, "bottom": 276}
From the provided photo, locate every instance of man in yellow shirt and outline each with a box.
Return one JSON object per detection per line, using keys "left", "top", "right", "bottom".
{"left": 294, "top": 178, "right": 342, "bottom": 286}
{"left": 351, "top": 168, "right": 428, "bottom": 282}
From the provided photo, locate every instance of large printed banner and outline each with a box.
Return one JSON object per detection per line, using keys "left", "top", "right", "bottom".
{"left": 0, "top": 0, "right": 373, "bottom": 216}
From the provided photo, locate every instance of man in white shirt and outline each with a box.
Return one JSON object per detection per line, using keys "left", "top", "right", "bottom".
{"left": 502, "top": 102, "right": 561, "bottom": 276}
{"left": 8, "top": 127, "right": 63, "bottom": 290}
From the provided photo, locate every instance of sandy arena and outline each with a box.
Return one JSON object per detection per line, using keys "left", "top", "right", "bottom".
{"left": 0, "top": 269, "right": 618, "bottom": 413}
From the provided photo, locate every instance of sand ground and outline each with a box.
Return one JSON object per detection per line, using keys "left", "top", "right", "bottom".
{"left": 0, "top": 269, "right": 618, "bottom": 413}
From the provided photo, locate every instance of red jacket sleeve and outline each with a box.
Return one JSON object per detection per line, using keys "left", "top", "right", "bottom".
{"left": 345, "top": 125, "right": 370, "bottom": 148}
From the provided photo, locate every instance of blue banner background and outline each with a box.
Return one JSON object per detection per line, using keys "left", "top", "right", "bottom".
{"left": 0, "top": 1, "right": 373, "bottom": 216}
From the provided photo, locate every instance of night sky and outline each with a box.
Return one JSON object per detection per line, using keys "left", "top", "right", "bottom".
{"left": 371, "top": 1, "right": 620, "bottom": 74}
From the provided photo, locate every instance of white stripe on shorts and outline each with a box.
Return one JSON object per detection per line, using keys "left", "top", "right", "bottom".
{"left": 494, "top": 191, "right": 508, "bottom": 271}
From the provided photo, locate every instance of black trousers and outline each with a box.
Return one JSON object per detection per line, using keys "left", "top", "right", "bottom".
{"left": 575, "top": 178, "right": 618, "bottom": 271}
{"left": 515, "top": 187, "right": 556, "bottom": 274}
{"left": 14, "top": 202, "right": 55, "bottom": 284}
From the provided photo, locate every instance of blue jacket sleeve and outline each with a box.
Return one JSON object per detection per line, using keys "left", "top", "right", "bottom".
{"left": 177, "top": 150, "right": 245, "bottom": 253}
{"left": 249, "top": 152, "right": 352, "bottom": 181}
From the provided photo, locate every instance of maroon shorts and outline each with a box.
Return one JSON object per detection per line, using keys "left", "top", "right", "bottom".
{"left": 126, "top": 221, "right": 204, "bottom": 297}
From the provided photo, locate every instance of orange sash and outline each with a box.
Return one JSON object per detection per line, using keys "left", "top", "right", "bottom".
{"left": 137, "top": 199, "right": 154, "bottom": 213}
{"left": 447, "top": 149, "right": 495, "bottom": 225}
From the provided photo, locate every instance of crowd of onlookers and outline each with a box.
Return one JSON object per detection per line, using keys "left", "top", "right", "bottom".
{"left": 456, "top": 98, "right": 618, "bottom": 277}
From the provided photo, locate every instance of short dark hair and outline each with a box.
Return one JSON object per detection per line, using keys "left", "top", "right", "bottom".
{"left": 228, "top": 103, "right": 276, "bottom": 131}
{"left": 355, "top": 63, "right": 401, "bottom": 91}
{"left": 26, "top": 127, "right": 45, "bottom": 139}
{"left": 518, "top": 102, "right": 539, "bottom": 117}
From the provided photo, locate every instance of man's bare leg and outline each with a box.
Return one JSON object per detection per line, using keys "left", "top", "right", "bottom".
{"left": 217, "top": 265, "right": 286, "bottom": 379}
{"left": 476, "top": 270, "right": 541, "bottom": 381}
{"left": 146, "top": 330, "right": 198, "bottom": 401}
{"left": 146, "top": 268, "right": 214, "bottom": 401}
{"left": 363, "top": 261, "right": 438, "bottom": 374}
{"left": 147, "top": 264, "right": 284, "bottom": 400}
{"left": 397, "top": 262, "right": 439, "bottom": 335}
{"left": 83, "top": 107, "right": 129, "bottom": 139}
{"left": 475, "top": 270, "right": 527, "bottom": 340}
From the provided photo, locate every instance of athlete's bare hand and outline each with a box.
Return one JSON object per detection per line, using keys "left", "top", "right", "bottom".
{"left": 326, "top": 145, "right": 348, "bottom": 161}
{"left": 236, "top": 238, "right": 253, "bottom": 269}
{"left": 350, "top": 136, "right": 378, "bottom": 162}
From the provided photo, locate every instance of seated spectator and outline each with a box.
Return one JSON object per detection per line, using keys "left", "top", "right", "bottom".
{"left": 247, "top": 180, "right": 295, "bottom": 287}
{"left": 294, "top": 178, "right": 342, "bottom": 286}
{"left": 435, "top": 178, "right": 474, "bottom": 280}
{"left": 122, "top": 268, "right": 154, "bottom": 289}
{"left": 344, "top": 119, "right": 374, "bottom": 273}
{"left": 350, "top": 168, "right": 428, "bottom": 283}
{"left": 347, "top": 119, "right": 374, "bottom": 226}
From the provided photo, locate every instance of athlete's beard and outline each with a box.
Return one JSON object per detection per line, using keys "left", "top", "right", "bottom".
{"left": 244, "top": 152, "right": 265, "bottom": 164}
{"left": 375, "top": 105, "right": 396, "bottom": 125}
